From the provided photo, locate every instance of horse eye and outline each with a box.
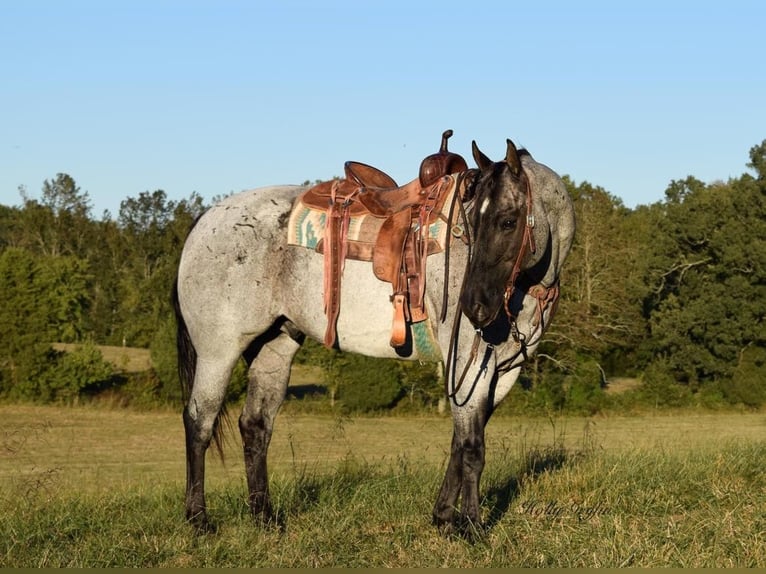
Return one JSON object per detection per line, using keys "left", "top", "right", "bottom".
{"left": 502, "top": 218, "right": 516, "bottom": 230}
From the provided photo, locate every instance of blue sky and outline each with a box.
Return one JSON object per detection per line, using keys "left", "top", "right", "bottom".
{"left": 1, "top": 1, "right": 764, "bottom": 217}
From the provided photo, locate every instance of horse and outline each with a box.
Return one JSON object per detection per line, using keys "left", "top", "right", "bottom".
{"left": 173, "top": 136, "right": 576, "bottom": 536}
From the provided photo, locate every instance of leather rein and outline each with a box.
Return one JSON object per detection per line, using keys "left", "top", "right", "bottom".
{"left": 444, "top": 168, "right": 540, "bottom": 403}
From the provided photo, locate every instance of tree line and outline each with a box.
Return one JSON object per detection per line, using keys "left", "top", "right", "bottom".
{"left": 1, "top": 141, "right": 764, "bottom": 411}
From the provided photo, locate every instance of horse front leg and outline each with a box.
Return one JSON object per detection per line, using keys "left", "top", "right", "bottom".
{"left": 458, "top": 412, "right": 486, "bottom": 532}
{"left": 432, "top": 430, "right": 463, "bottom": 531}
{"left": 239, "top": 331, "right": 299, "bottom": 526}
{"left": 433, "top": 409, "right": 487, "bottom": 535}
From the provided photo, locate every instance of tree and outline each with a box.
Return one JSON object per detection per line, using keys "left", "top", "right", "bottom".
{"left": 335, "top": 353, "right": 404, "bottom": 413}
{"left": 747, "top": 139, "right": 766, "bottom": 180}
{"left": 113, "top": 190, "right": 206, "bottom": 347}
{"left": 18, "top": 173, "right": 95, "bottom": 258}
{"left": 0, "top": 204, "right": 22, "bottom": 251}
{"left": 544, "top": 178, "right": 647, "bottom": 373}
{"left": 0, "top": 248, "right": 94, "bottom": 399}
{"left": 40, "top": 255, "right": 92, "bottom": 342}
{"left": 642, "top": 164, "right": 766, "bottom": 388}
{"left": 0, "top": 248, "right": 53, "bottom": 393}
{"left": 32, "top": 342, "right": 115, "bottom": 404}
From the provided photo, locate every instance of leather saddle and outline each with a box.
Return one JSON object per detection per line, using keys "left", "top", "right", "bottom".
{"left": 299, "top": 130, "right": 469, "bottom": 349}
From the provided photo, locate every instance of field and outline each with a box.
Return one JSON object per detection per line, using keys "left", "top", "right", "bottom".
{"left": 1, "top": 404, "right": 764, "bottom": 567}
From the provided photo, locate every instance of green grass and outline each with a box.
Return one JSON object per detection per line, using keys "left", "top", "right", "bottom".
{"left": 1, "top": 406, "right": 764, "bottom": 567}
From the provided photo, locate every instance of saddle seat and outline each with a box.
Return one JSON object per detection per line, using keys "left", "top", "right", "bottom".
{"left": 297, "top": 130, "right": 469, "bottom": 349}
{"left": 300, "top": 161, "right": 436, "bottom": 218}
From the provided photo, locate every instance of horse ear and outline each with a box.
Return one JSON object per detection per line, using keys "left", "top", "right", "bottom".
{"left": 471, "top": 141, "right": 492, "bottom": 170}
{"left": 505, "top": 138, "right": 523, "bottom": 177}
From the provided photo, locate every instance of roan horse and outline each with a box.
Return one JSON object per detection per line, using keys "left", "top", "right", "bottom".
{"left": 174, "top": 133, "right": 575, "bottom": 535}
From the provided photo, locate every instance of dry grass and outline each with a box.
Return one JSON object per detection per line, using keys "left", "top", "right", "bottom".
{"left": 1, "top": 405, "right": 764, "bottom": 567}
{"left": 1, "top": 404, "right": 763, "bottom": 492}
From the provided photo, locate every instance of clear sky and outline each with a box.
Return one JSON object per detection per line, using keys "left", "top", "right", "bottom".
{"left": 1, "top": 1, "right": 764, "bottom": 217}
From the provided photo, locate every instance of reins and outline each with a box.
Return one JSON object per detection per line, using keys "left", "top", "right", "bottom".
{"left": 440, "top": 171, "right": 481, "bottom": 402}
{"left": 440, "top": 171, "right": 472, "bottom": 322}
{"left": 443, "top": 168, "right": 539, "bottom": 403}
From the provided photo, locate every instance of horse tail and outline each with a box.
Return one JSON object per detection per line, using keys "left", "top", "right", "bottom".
{"left": 173, "top": 278, "right": 196, "bottom": 403}
{"left": 173, "top": 277, "right": 230, "bottom": 459}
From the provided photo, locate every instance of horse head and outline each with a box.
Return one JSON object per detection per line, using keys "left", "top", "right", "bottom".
{"left": 460, "top": 138, "right": 546, "bottom": 329}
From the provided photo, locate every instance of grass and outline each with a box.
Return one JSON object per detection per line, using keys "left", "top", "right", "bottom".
{"left": 1, "top": 405, "right": 764, "bottom": 567}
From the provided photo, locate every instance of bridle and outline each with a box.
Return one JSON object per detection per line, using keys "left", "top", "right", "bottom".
{"left": 502, "top": 171, "right": 537, "bottom": 341}
{"left": 444, "top": 165, "right": 548, "bottom": 404}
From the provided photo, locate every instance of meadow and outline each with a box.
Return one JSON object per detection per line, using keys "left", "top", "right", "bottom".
{"left": 1, "top": 404, "right": 764, "bottom": 567}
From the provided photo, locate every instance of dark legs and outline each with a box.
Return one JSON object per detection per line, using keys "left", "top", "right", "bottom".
{"left": 183, "top": 356, "right": 236, "bottom": 531}
{"left": 239, "top": 414, "right": 275, "bottom": 522}
{"left": 238, "top": 332, "right": 299, "bottom": 524}
{"left": 183, "top": 331, "right": 298, "bottom": 531}
{"left": 432, "top": 410, "right": 488, "bottom": 534}
{"left": 183, "top": 406, "right": 211, "bottom": 530}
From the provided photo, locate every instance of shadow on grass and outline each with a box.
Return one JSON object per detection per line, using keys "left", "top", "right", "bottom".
{"left": 270, "top": 455, "right": 380, "bottom": 527}
{"left": 483, "top": 442, "right": 572, "bottom": 530}
{"left": 286, "top": 384, "right": 327, "bottom": 400}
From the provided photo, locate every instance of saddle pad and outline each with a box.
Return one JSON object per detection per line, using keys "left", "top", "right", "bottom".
{"left": 287, "top": 183, "right": 456, "bottom": 254}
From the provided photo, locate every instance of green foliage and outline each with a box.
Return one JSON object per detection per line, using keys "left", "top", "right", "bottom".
{"left": 396, "top": 361, "right": 443, "bottom": 410}
{"left": 227, "top": 359, "right": 249, "bottom": 404}
{"left": 45, "top": 342, "right": 115, "bottom": 402}
{"left": 149, "top": 316, "right": 182, "bottom": 402}
{"left": 0, "top": 248, "right": 94, "bottom": 398}
{"left": 40, "top": 255, "right": 92, "bottom": 343}
{"left": 639, "top": 360, "right": 693, "bottom": 408}
{"left": 722, "top": 345, "right": 766, "bottom": 408}
{"left": 17, "top": 173, "right": 94, "bottom": 258}
{"left": 0, "top": 248, "right": 54, "bottom": 393}
{"left": 7, "top": 343, "right": 114, "bottom": 404}
{"left": 500, "top": 371, "right": 566, "bottom": 416}
{"left": 554, "top": 179, "right": 647, "bottom": 366}
{"left": 115, "top": 189, "right": 205, "bottom": 347}
{"left": 641, "top": 172, "right": 766, "bottom": 387}
{"left": 2, "top": 139, "right": 766, "bottom": 413}
{"left": 148, "top": 315, "right": 247, "bottom": 405}
{"left": 332, "top": 353, "right": 404, "bottom": 413}
{"left": 747, "top": 139, "right": 766, "bottom": 179}
{"left": 293, "top": 337, "right": 335, "bottom": 367}
{"left": 564, "top": 359, "right": 606, "bottom": 414}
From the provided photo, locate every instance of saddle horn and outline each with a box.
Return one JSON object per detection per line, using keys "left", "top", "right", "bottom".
{"left": 419, "top": 129, "right": 468, "bottom": 187}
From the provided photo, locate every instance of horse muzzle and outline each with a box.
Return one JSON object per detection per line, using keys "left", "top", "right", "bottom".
{"left": 460, "top": 292, "right": 502, "bottom": 329}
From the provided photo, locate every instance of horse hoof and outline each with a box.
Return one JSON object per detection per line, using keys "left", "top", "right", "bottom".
{"left": 432, "top": 513, "right": 458, "bottom": 538}
{"left": 187, "top": 512, "right": 217, "bottom": 535}
{"left": 252, "top": 508, "right": 286, "bottom": 533}
{"left": 457, "top": 518, "right": 487, "bottom": 543}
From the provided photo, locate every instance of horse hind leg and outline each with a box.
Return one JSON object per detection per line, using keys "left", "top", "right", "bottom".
{"left": 183, "top": 350, "right": 241, "bottom": 532}
{"left": 239, "top": 323, "right": 302, "bottom": 526}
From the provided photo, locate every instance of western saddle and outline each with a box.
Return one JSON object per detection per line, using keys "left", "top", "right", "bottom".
{"left": 298, "top": 130, "right": 470, "bottom": 349}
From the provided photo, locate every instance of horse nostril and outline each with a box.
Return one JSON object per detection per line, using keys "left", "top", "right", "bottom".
{"left": 464, "top": 303, "right": 488, "bottom": 327}
{"left": 462, "top": 291, "right": 486, "bottom": 324}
